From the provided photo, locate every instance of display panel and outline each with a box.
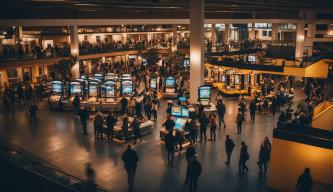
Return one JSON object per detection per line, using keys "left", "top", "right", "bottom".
{"left": 183, "top": 58, "right": 190, "bottom": 67}
{"left": 70, "top": 83, "right": 82, "bottom": 95}
{"left": 51, "top": 81, "right": 62, "bottom": 94}
{"left": 171, "top": 106, "right": 182, "bottom": 117}
{"left": 105, "top": 85, "right": 115, "bottom": 97}
{"left": 150, "top": 78, "right": 157, "bottom": 89}
{"left": 248, "top": 55, "right": 256, "bottom": 62}
{"left": 165, "top": 78, "right": 176, "bottom": 87}
{"left": 221, "top": 75, "right": 226, "bottom": 83}
{"left": 89, "top": 84, "right": 98, "bottom": 97}
{"left": 181, "top": 108, "right": 189, "bottom": 118}
{"left": 173, "top": 117, "right": 187, "bottom": 130}
{"left": 179, "top": 96, "right": 186, "bottom": 102}
{"left": 121, "top": 80, "right": 133, "bottom": 95}
{"left": 199, "top": 87, "right": 211, "bottom": 99}
{"left": 94, "top": 74, "right": 104, "bottom": 81}
{"left": 234, "top": 75, "right": 240, "bottom": 85}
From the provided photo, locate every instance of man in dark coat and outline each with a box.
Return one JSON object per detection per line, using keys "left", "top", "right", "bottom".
{"left": 225, "top": 135, "right": 235, "bottom": 165}
{"left": 217, "top": 100, "right": 227, "bottom": 128}
{"left": 165, "top": 130, "right": 176, "bottom": 166}
{"left": 199, "top": 114, "right": 209, "bottom": 142}
{"left": 249, "top": 100, "right": 257, "bottom": 122}
{"left": 106, "top": 112, "right": 117, "bottom": 142}
{"left": 78, "top": 106, "right": 89, "bottom": 135}
{"left": 122, "top": 145, "right": 139, "bottom": 192}
{"left": 120, "top": 96, "right": 128, "bottom": 114}
{"left": 187, "top": 156, "right": 202, "bottom": 192}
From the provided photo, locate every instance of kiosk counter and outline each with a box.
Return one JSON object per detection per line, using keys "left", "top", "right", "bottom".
{"left": 62, "top": 81, "right": 84, "bottom": 110}
{"left": 48, "top": 80, "right": 64, "bottom": 110}
{"left": 113, "top": 116, "right": 154, "bottom": 140}
{"left": 100, "top": 79, "right": 120, "bottom": 111}
{"left": 160, "top": 105, "right": 190, "bottom": 140}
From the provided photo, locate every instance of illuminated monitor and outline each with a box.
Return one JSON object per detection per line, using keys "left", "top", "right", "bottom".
{"left": 89, "top": 83, "right": 98, "bottom": 97}
{"left": 179, "top": 96, "right": 186, "bottom": 102}
{"left": 94, "top": 74, "right": 104, "bottom": 81}
{"left": 150, "top": 78, "right": 157, "bottom": 89}
{"left": 165, "top": 77, "right": 175, "bottom": 87}
{"left": 199, "top": 87, "right": 211, "bottom": 99}
{"left": 183, "top": 58, "right": 190, "bottom": 67}
{"left": 248, "top": 55, "right": 256, "bottom": 62}
{"left": 121, "top": 80, "right": 133, "bottom": 95}
{"left": 51, "top": 81, "right": 62, "bottom": 94}
{"left": 106, "top": 85, "right": 115, "bottom": 97}
{"left": 171, "top": 106, "right": 182, "bottom": 117}
{"left": 174, "top": 117, "right": 187, "bottom": 130}
{"left": 235, "top": 75, "right": 240, "bottom": 85}
{"left": 70, "top": 83, "right": 82, "bottom": 95}
{"left": 221, "top": 75, "right": 226, "bottom": 82}
{"left": 181, "top": 108, "right": 189, "bottom": 118}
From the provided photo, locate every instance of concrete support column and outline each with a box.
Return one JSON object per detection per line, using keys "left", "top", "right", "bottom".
{"left": 307, "top": 24, "right": 316, "bottom": 38}
{"left": 224, "top": 24, "right": 229, "bottom": 45}
{"left": 249, "top": 23, "right": 255, "bottom": 40}
{"left": 172, "top": 24, "right": 178, "bottom": 51}
{"left": 70, "top": 25, "right": 79, "bottom": 57}
{"left": 271, "top": 23, "right": 278, "bottom": 41}
{"left": 15, "top": 26, "right": 23, "bottom": 43}
{"left": 295, "top": 22, "right": 305, "bottom": 59}
{"left": 70, "top": 25, "right": 79, "bottom": 79}
{"left": 189, "top": 0, "right": 204, "bottom": 104}
{"left": 211, "top": 24, "right": 216, "bottom": 47}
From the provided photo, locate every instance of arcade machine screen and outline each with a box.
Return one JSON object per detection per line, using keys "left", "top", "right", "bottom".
{"left": 181, "top": 108, "right": 189, "bottom": 118}
{"left": 199, "top": 86, "right": 211, "bottom": 106}
{"left": 94, "top": 74, "right": 104, "bottom": 81}
{"left": 52, "top": 82, "right": 62, "bottom": 94}
{"left": 166, "top": 78, "right": 175, "bottom": 87}
{"left": 179, "top": 96, "right": 186, "bottom": 102}
{"left": 171, "top": 106, "right": 182, "bottom": 117}
{"left": 89, "top": 84, "right": 98, "bottom": 97}
{"left": 70, "top": 83, "right": 82, "bottom": 101}
{"left": 248, "top": 55, "right": 256, "bottom": 62}
{"left": 173, "top": 117, "right": 188, "bottom": 130}
{"left": 150, "top": 78, "right": 157, "bottom": 89}
{"left": 183, "top": 58, "right": 190, "bottom": 67}
{"left": 122, "top": 80, "right": 133, "bottom": 96}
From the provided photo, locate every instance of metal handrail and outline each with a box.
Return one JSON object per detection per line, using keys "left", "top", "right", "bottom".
{"left": 0, "top": 144, "right": 109, "bottom": 192}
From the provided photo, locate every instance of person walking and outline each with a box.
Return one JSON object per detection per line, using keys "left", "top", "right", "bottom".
{"left": 175, "top": 129, "right": 185, "bottom": 153}
{"left": 249, "top": 100, "right": 257, "bottom": 122}
{"left": 199, "top": 113, "right": 209, "bottom": 142}
{"left": 236, "top": 111, "right": 244, "bottom": 134}
{"left": 73, "top": 94, "right": 80, "bottom": 117}
{"left": 295, "top": 168, "right": 313, "bottom": 192}
{"left": 225, "top": 135, "right": 235, "bottom": 165}
{"left": 151, "top": 98, "right": 158, "bottom": 121}
{"left": 29, "top": 101, "right": 38, "bottom": 121}
{"left": 94, "top": 111, "right": 104, "bottom": 139}
{"left": 122, "top": 114, "right": 129, "bottom": 143}
{"left": 78, "top": 106, "right": 89, "bottom": 135}
{"left": 208, "top": 113, "right": 217, "bottom": 141}
{"left": 165, "top": 130, "right": 176, "bottom": 166}
{"left": 239, "top": 142, "right": 249, "bottom": 174}
{"left": 106, "top": 112, "right": 117, "bottom": 142}
{"left": 122, "top": 145, "right": 139, "bottom": 192}
{"left": 185, "top": 145, "right": 196, "bottom": 184}
{"left": 257, "top": 144, "right": 269, "bottom": 175}
{"left": 217, "top": 100, "right": 227, "bottom": 128}
{"left": 187, "top": 155, "right": 202, "bottom": 192}
{"left": 131, "top": 115, "right": 142, "bottom": 144}
{"left": 163, "top": 114, "right": 175, "bottom": 132}
{"left": 120, "top": 96, "right": 128, "bottom": 114}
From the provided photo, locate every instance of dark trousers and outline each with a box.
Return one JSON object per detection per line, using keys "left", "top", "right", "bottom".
{"left": 218, "top": 113, "right": 226, "bottom": 127}
{"left": 126, "top": 168, "right": 136, "bottom": 192}
{"left": 123, "top": 130, "right": 128, "bottom": 143}
{"left": 237, "top": 123, "right": 242, "bottom": 133}
{"left": 134, "top": 129, "right": 141, "bottom": 143}
{"left": 250, "top": 111, "right": 255, "bottom": 122}
{"left": 188, "top": 177, "right": 199, "bottom": 192}
{"left": 107, "top": 126, "right": 114, "bottom": 141}
{"left": 176, "top": 141, "right": 183, "bottom": 152}
{"left": 226, "top": 150, "right": 233, "bottom": 164}
{"left": 210, "top": 126, "right": 216, "bottom": 140}
{"left": 239, "top": 160, "right": 249, "bottom": 173}
{"left": 200, "top": 127, "right": 207, "bottom": 142}
{"left": 145, "top": 107, "right": 151, "bottom": 119}
{"left": 81, "top": 121, "right": 88, "bottom": 135}
{"left": 152, "top": 109, "right": 157, "bottom": 120}
{"left": 121, "top": 104, "right": 127, "bottom": 114}
{"left": 258, "top": 160, "right": 267, "bottom": 174}
{"left": 167, "top": 150, "right": 174, "bottom": 165}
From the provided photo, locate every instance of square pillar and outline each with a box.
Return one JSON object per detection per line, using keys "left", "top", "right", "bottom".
{"left": 271, "top": 23, "right": 278, "bottom": 41}
{"left": 295, "top": 22, "right": 305, "bottom": 59}
{"left": 224, "top": 24, "right": 229, "bottom": 45}
{"left": 172, "top": 24, "right": 178, "bottom": 51}
{"left": 189, "top": 0, "right": 204, "bottom": 104}
{"left": 211, "top": 24, "right": 216, "bottom": 47}
{"left": 249, "top": 23, "right": 255, "bottom": 40}
{"left": 70, "top": 25, "right": 79, "bottom": 56}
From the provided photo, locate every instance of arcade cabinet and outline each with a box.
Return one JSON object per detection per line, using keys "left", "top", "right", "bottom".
{"left": 150, "top": 73, "right": 158, "bottom": 91}
{"left": 62, "top": 81, "right": 83, "bottom": 110}
{"left": 160, "top": 105, "right": 190, "bottom": 140}
{"left": 86, "top": 80, "right": 99, "bottom": 103}
{"left": 120, "top": 77, "right": 134, "bottom": 98}
{"left": 162, "top": 77, "right": 178, "bottom": 99}
{"left": 48, "top": 80, "right": 64, "bottom": 110}
{"left": 101, "top": 79, "right": 117, "bottom": 103}
{"left": 198, "top": 85, "right": 216, "bottom": 113}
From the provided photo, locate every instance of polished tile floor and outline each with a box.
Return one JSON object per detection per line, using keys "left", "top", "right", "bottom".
{"left": 0, "top": 87, "right": 307, "bottom": 192}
